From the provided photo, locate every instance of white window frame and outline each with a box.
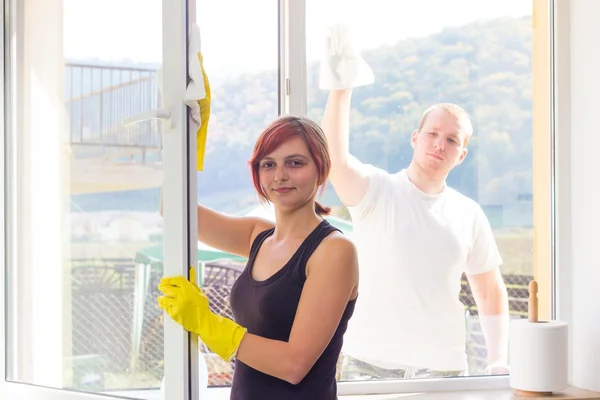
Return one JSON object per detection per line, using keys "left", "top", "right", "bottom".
{"left": 279, "top": 0, "right": 307, "bottom": 116}
{"left": 552, "top": 0, "right": 572, "bottom": 382}
{"left": 281, "top": 0, "right": 556, "bottom": 396}
{"left": 0, "top": 0, "right": 199, "bottom": 399}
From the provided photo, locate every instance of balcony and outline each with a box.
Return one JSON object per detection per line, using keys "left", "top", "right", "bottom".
{"left": 66, "top": 62, "right": 163, "bottom": 195}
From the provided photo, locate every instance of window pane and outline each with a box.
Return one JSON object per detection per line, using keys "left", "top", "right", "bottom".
{"left": 6, "top": 0, "right": 166, "bottom": 394}
{"left": 306, "top": 0, "right": 540, "bottom": 380}
{"left": 194, "top": 0, "right": 279, "bottom": 388}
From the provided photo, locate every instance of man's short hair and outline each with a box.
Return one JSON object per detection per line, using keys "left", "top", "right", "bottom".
{"left": 418, "top": 103, "right": 473, "bottom": 146}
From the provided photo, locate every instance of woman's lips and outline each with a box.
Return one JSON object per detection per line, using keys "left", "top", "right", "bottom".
{"left": 273, "top": 187, "right": 293, "bottom": 193}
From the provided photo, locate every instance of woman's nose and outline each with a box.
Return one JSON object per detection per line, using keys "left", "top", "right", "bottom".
{"left": 274, "top": 166, "right": 288, "bottom": 182}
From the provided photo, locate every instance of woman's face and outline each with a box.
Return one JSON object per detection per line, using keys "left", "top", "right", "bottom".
{"left": 258, "top": 136, "right": 320, "bottom": 212}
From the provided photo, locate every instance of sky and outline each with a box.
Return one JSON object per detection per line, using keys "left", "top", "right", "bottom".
{"left": 63, "top": 0, "right": 532, "bottom": 76}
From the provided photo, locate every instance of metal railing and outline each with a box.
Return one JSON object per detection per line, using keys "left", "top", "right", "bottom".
{"left": 65, "top": 62, "right": 163, "bottom": 163}
{"left": 68, "top": 261, "right": 533, "bottom": 390}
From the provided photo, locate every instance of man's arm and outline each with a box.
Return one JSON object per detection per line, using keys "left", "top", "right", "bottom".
{"left": 321, "top": 90, "right": 370, "bottom": 206}
{"left": 467, "top": 268, "right": 510, "bottom": 374}
{"left": 468, "top": 267, "right": 509, "bottom": 315}
{"left": 464, "top": 206, "right": 511, "bottom": 374}
{"left": 319, "top": 23, "right": 375, "bottom": 207}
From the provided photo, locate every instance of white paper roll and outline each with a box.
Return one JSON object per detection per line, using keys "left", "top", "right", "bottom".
{"left": 509, "top": 319, "right": 569, "bottom": 393}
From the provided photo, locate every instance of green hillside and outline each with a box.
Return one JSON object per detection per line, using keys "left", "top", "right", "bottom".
{"left": 74, "top": 16, "right": 535, "bottom": 230}
{"left": 196, "top": 16, "right": 534, "bottom": 224}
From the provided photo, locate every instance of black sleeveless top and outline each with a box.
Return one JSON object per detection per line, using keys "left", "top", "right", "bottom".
{"left": 229, "top": 219, "right": 357, "bottom": 400}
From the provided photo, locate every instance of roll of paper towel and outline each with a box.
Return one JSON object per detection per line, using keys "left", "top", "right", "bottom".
{"left": 509, "top": 319, "right": 569, "bottom": 394}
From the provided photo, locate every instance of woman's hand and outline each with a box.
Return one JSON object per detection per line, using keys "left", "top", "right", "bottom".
{"left": 157, "top": 270, "right": 207, "bottom": 333}
{"left": 157, "top": 267, "right": 247, "bottom": 361}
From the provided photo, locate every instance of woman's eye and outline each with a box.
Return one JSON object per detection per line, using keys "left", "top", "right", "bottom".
{"left": 261, "top": 162, "right": 274, "bottom": 168}
{"left": 289, "top": 160, "right": 304, "bottom": 167}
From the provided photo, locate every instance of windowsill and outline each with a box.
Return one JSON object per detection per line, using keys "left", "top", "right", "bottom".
{"left": 108, "top": 386, "right": 600, "bottom": 400}
{"left": 341, "top": 386, "right": 600, "bottom": 399}
{"left": 2, "top": 383, "right": 599, "bottom": 400}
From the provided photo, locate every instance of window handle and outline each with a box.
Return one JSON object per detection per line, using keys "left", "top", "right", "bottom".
{"left": 122, "top": 108, "right": 172, "bottom": 127}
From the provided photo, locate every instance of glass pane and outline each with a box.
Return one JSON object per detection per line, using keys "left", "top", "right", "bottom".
{"left": 306, "top": 0, "right": 540, "bottom": 380}
{"left": 194, "top": 0, "right": 279, "bottom": 388}
{"left": 6, "top": 0, "right": 166, "bottom": 395}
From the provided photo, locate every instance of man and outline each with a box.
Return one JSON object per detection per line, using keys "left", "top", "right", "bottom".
{"left": 319, "top": 24, "right": 510, "bottom": 379}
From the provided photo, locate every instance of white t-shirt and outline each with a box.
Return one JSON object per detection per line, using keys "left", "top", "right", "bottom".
{"left": 342, "top": 166, "right": 502, "bottom": 371}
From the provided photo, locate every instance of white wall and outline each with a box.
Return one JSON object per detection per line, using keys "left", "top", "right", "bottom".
{"left": 557, "top": 0, "right": 600, "bottom": 393}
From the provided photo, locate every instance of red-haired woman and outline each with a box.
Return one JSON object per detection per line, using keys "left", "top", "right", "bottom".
{"left": 158, "top": 115, "right": 359, "bottom": 399}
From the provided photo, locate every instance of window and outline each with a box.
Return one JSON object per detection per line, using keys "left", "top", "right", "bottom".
{"left": 2, "top": 0, "right": 195, "bottom": 398}
{"left": 2, "top": 0, "right": 555, "bottom": 398}
{"left": 302, "top": 0, "right": 552, "bottom": 389}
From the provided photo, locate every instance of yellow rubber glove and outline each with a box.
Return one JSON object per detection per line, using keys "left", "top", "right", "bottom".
{"left": 197, "top": 53, "right": 211, "bottom": 171}
{"left": 157, "top": 267, "right": 246, "bottom": 362}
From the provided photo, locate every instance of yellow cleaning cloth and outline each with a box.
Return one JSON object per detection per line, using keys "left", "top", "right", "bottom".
{"left": 197, "top": 53, "right": 211, "bottom": 171}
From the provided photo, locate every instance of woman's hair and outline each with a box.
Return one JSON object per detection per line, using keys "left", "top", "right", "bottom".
{"left": 248, "top": 115, "right": 331, "bottom": 216}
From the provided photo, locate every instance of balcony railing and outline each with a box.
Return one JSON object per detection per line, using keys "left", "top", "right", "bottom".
{"left": 65, "top": 62, "right": 163, "bottom": 164}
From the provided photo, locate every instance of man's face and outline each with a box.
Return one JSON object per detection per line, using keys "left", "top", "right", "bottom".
{"left": 411, "top": 108, "right": 469, "bottom": 176}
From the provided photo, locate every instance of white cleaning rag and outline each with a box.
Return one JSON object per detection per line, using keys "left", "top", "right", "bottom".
{"left": 184, "top": 23, "right": 206, "bottom": 126}
{"left": 154, "top": 23, "right": 207, "bottom": 127}
{"left": 318, "top": 23, "right": 374, "bottom": 90}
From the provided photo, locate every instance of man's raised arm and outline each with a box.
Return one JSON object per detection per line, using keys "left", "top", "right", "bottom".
{"left": 319, "top": 24, "right": 375, "bottom": 207}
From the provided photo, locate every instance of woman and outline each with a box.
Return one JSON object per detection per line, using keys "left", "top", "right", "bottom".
{"left": 157, "top": 115, "right": 359, "bottom": 399}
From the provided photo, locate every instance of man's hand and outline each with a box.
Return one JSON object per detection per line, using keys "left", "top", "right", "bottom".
{"left": 484, "top": 363, "right": 510, "bottom": 375}
{"left": 479, "top": 313, "right": 510, "bottom": 375}
{"left": 319, "top": 23, "right": 374, "bottom": 90}
{"left": 467, "top": 268, "right": 510, "bottom": 375}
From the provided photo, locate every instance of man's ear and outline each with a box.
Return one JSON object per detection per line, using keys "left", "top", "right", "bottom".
{"left": 410, "top": 129, "right": 419, "bottom": 149}
{"left": 456, "top": 147, "right": 468, "bottom": 165}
